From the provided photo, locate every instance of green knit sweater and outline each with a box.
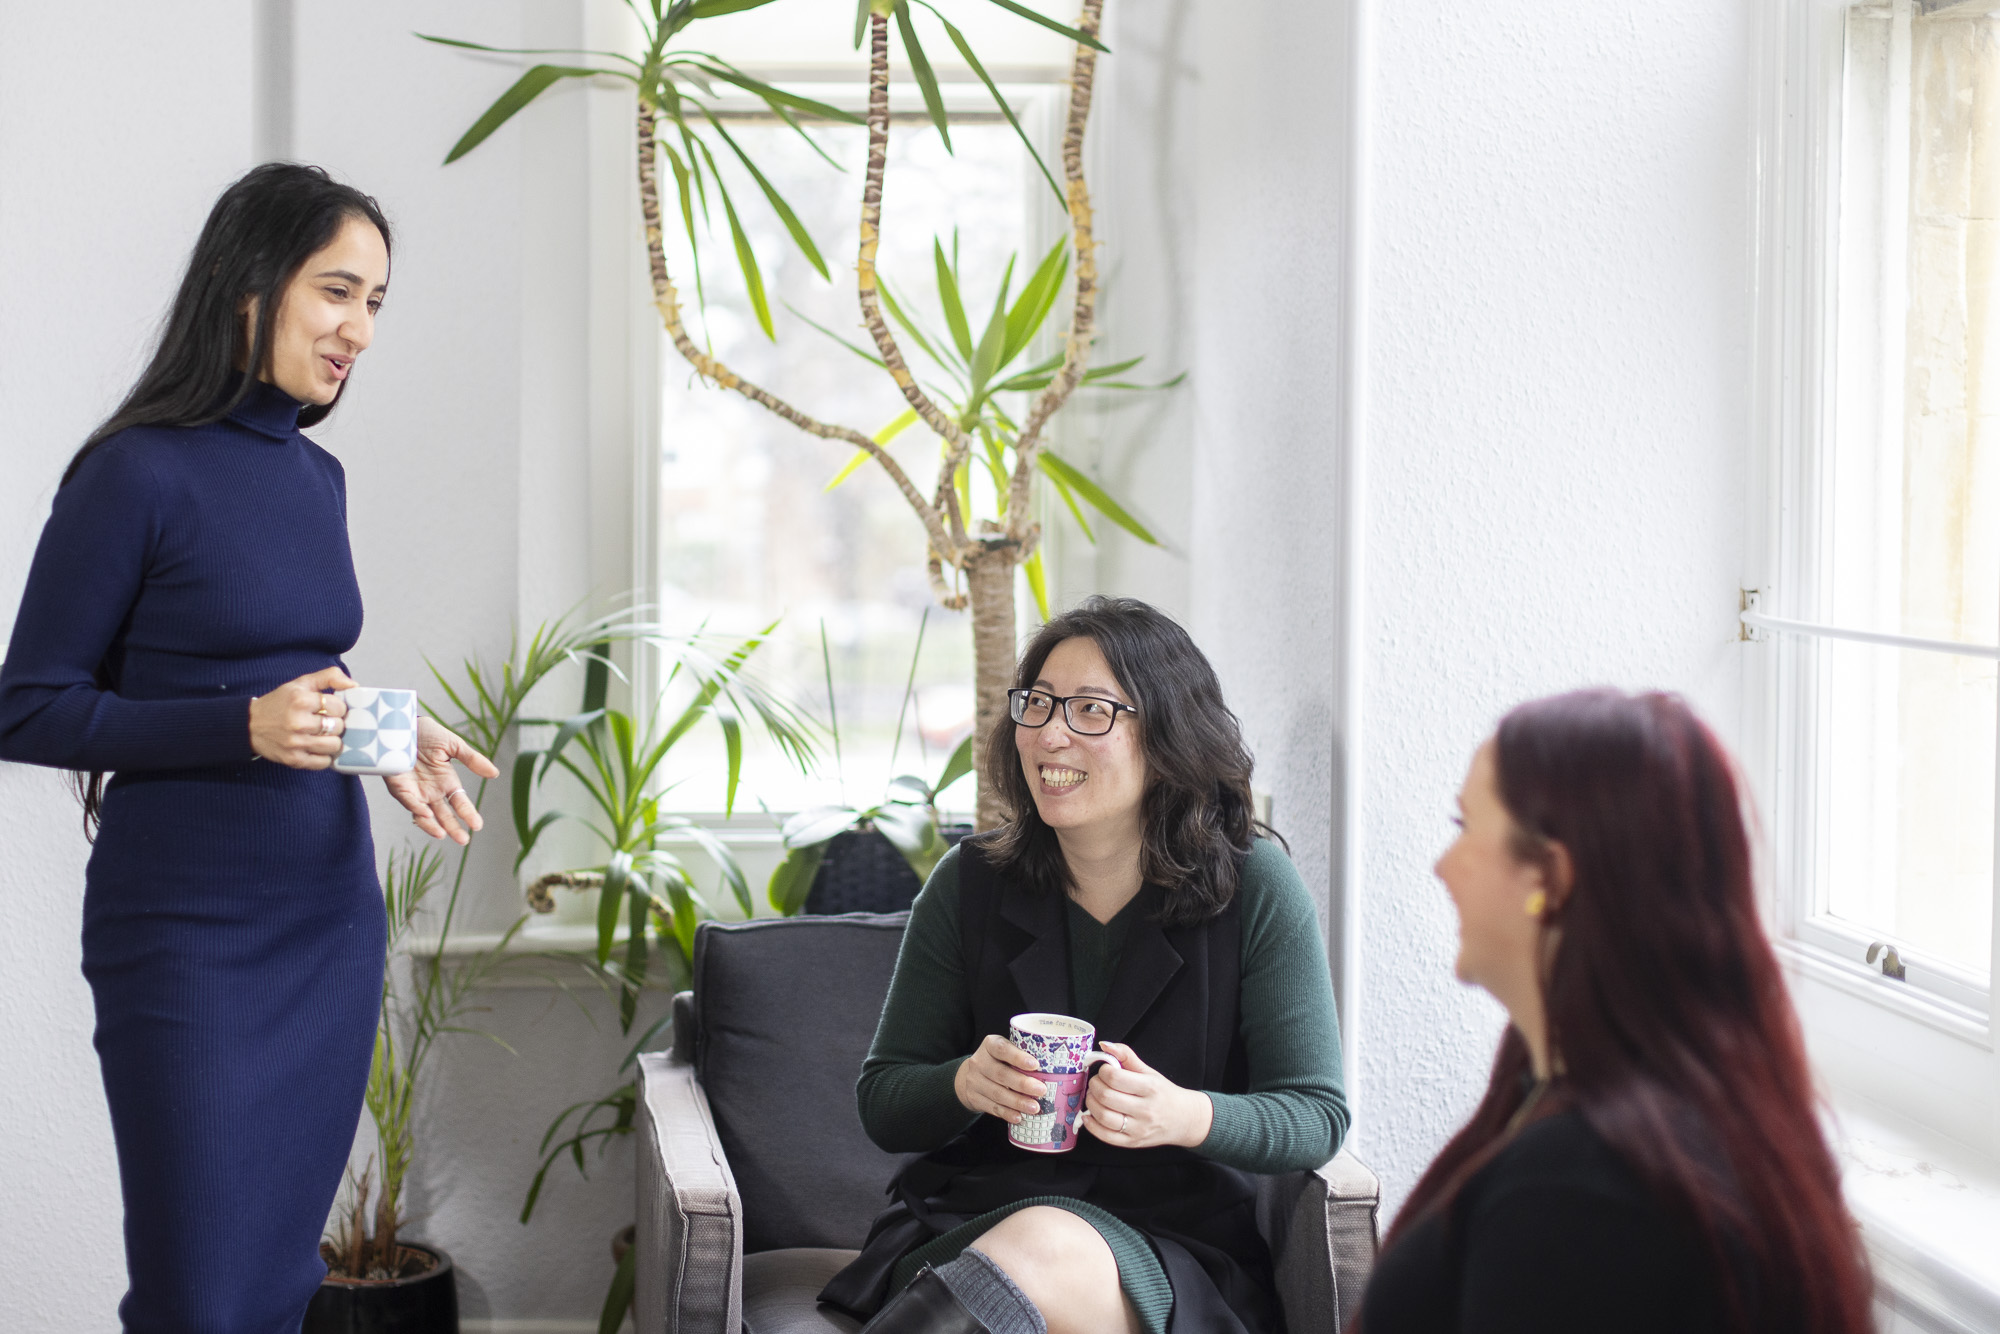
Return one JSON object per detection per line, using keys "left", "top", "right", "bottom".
{"left": 857, "top": 836, "right": 1350, "bottom": 1174}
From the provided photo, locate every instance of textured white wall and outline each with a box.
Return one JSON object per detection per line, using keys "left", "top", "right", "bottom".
{"left": 1354, "top": 0, "right": 1752, "bottom": 1215}
{"left": 0, "top": 3, "right": 258, "bottom": 1323}
{"left": 1170, "top": 0, "right": 1755, "bottom": 1217}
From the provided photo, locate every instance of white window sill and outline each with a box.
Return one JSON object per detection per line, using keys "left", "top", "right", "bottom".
{"left": 1835, "top": 1104, "right": 2000, "bottom": 1332}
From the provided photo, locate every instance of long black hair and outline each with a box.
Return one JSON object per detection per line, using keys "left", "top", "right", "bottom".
{"left": 63, "top": 162, "right": 392, "bottom": 486}
{"left": 64, "top": 163, "right": 391, "bottom": 834}
{"left": 980, "top": 595, "right": 1273, "bottom": 924}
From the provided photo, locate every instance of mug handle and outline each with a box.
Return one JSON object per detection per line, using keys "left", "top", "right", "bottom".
{"left": 1072, "top": 1050, "right": 1123, "bottom": 1127}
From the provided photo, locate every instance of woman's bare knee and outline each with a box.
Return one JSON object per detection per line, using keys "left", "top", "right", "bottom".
{"left": 970, "top": 1207, "right": 1140, "bottom": 1334}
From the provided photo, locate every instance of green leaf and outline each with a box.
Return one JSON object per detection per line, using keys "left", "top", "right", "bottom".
{"left": 872, "top": 800, "right": 933, "bottom": 855}
{"left": 933, "top": 239, "right": 974, "bottom": 360}
{"left": 879, "top": 277, "right": 956, "bottom": 370}
{"left": 895, "top": 2, "right": 952, "bottom": 152}
{"left": 1043, "top": 464, "right": 1094, "bottom": 541}
{"left": 781, "top": 804, "right": 861, "bottom": 848}
{"left": 1002, "top": 238, "right": 1069, "bottom": 367}
{"left": 416, "top": 34, "right": 641, "bottom": 70}
{"left": 981, "top": 0, "right": 1109, "bottom": 50}
{"left": 967, "top": 255, "right": 1016, "bottom": 397}
{"left": 681, "top": 60, "right": 866, "bottom": 124}
{"left": 582, "top": 640, "right": 612, "bottom": 712}
{"left": 512, "top": 749, "right": 543, "bottom": 848}
{"left": 703, "top": 112, "right": 830, "bottom": 280}
{"left": 539, "top": 707, "right": 610, "bottom": 784}
{"left": 1038, "top": 450, "right": 1159, "bottom": 544}
{"left": 599, "top": 851, "right": 635, "bottom": 966}
{"left": 622, "top": 881, "right": 651, "bottom": 1028}
{"left": 1023, "top": 547, "right": 1051, "bottom": 620}
{"left": 825, "top": 410, "right": 918, "bottom": 491}
{"left": 766, "top": 843, "right": 826, "bottom": 915}
{"left": 918, "top": 3, "right": 1064, "bottom": 204}
{"left": 935, "top": 733, "right": 975, "bottom": 797}
{"left": 720, "top": 710, "right": 742, "bottom": 816}
{"left": 715, "top": 169, "right": 773, "bottom": 338}
{"left": 442, "top": 65, "right": 605, "bottom": 164}
{"left": 512, "top": 811, "right": 563, "bottom": 873}
{"left": 674, "top": 820, "right": 752, "bottom": 917}
{"left": 854, "top": 0, "right": 871, "bottom": 48}
{"left": 885, "top": 774, "right": 934, "bottom": 804}
{"left": 687, "top": 0, "right": 782, "bottom": 16}
{"left": 784, "top": 301, "right": 888, "bottom": 370}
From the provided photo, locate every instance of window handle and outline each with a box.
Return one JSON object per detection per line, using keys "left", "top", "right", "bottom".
{"left": 1865, "top": 942, "right": 1908, "bottom": 982}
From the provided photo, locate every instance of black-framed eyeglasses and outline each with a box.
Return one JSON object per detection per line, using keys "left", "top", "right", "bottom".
{"left": 1008, "top": 688, "right": 1139, "bottom": 736}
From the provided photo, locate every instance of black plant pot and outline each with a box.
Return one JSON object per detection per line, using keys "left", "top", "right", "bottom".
{"left": 804, "top": 824, "right": 973, "bottom": 915}
{"left": 304, "top": 1244, "right": 458, "bottom": 1334}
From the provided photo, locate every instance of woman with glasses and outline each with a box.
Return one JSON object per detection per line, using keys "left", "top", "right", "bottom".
{"left": 821, "top": 596, "right": 1349, "bottom": 1334}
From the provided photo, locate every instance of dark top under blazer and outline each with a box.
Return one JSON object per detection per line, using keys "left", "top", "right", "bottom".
{"left": 0, "top": 381, "right": 385, "bottom": 1334}
{"left": 822, "top": 837, "right": 1282, "bottom": 1334}
{"left": 1361, "top": 1109, "right": 1726, "bottom": 1334}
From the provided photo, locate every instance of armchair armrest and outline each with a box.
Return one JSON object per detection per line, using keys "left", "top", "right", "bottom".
{"left": 1257, "top": 1146, "right": 1381, "bottom": 1332}
{"left": 634, "top": 1050, "right": 743, "bottom": 1334}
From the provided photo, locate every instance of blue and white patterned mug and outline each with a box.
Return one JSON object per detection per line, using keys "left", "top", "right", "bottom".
{"left": 332, "top": 687, "right": 419, "bottom": 776}
{"left": 1008, "top": 1012, "right": 1122, "bottom": 1153}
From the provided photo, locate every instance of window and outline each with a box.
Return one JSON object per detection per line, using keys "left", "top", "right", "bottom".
{"left": 1754, "top": 0, "right": 2000, "bottom": 1031}
{"left": 647, "top": 85, "right": 1064, "bottom": 815}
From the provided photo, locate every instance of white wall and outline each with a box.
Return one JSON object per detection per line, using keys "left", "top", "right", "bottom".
{"left": 1160, "top": 0, "right": 1754, "bottom": 1215}
{"left": 0, "top": 4, "right": 258, "bottom": 1323}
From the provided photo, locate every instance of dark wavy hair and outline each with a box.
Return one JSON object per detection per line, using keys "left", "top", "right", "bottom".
{"left": 979, "top": 596, "right": 1271, "bottom": 925}
{"left": 63, "top": 162, "right": 391, "bottom": 835}
{"left": 1382, "top": 689, "right": 1870, "bottom": 1333}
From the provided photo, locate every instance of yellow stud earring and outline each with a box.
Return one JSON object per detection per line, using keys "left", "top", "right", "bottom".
{"left": 1524, "top": 890, "right": 1547, "bottom": 919}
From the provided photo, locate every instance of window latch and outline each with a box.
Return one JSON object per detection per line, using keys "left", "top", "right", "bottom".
{"left": 1865, "top": 942, "right": 1907, "bottom": 982}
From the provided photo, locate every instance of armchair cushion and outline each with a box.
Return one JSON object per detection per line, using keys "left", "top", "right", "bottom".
{"left": 689, "top": 913, "right": 912, "bottom": 1253}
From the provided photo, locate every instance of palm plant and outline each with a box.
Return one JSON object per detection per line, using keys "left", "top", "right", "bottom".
{"left": 508, "top": 625, "right": 817, "bottom": 1331}
{"left": 329, "top": 612, "right": 661, "bottom": 1275}
{"left": 428, "top": 0, "right": 1154, "bottom": 828}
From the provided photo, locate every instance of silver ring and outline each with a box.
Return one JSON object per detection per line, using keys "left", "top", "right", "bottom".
{"left": 1117, "top": 1111, "right": 1130, "bottom": 1133}
{"left": 446, "top": 788, "right": 467, "bottom": 805}
{"left": 319, "top": 714, "right": 339, "bottom": 735}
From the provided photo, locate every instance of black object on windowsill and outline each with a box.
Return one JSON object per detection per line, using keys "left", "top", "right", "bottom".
{"left": 803, "top": 824, "right": 972, "bottom": 916}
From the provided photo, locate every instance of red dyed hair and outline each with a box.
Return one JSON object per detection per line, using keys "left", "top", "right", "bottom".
{"left": 1385, "top": 689, "right": 1871, "bottom": 1333}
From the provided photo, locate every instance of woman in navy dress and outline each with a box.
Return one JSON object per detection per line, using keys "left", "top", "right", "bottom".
{"left": 0, "top": 163, "right": 498, "bottom": 1332}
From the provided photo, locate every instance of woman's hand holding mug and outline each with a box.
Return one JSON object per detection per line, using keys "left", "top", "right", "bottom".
{"left": 955, "top": 1034, "right": 1049, "bottom": 1124}
{"left": 248, "top": 666, "right": 355, "bottom": 768}
{"left": 1081, "top": 1041, "right": 1215, "bottom": 1149}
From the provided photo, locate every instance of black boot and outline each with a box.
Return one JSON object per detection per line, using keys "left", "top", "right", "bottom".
{"left": 859, "top": 1267, "right": 994, "bottom": 1334}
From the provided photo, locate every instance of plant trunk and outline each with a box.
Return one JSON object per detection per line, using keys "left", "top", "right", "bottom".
{"left": 966, "top": 545, "right": 1019, "bottom": 831}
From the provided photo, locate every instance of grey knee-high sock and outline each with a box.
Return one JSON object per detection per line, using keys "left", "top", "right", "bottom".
{"left": 933, "top": 1250, "right": 1048, "bottom": 1334}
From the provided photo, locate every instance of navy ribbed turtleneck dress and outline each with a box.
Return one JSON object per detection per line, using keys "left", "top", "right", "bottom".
{"left": 0, "top": 382, "right": 385, "bottom": 1332}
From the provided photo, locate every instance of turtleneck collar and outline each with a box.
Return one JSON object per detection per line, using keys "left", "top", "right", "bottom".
{"left": 225, "top": 378, "right": 305, "bottom": 440}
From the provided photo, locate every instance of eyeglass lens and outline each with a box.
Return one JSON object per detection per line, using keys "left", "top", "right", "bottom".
{"left": 1011, "top": 691, "right": 1119, "bottom": 735}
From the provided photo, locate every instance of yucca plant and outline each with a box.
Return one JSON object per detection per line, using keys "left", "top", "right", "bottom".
{"left": 428, "top": 0, "right": 1157, "bottom": 829}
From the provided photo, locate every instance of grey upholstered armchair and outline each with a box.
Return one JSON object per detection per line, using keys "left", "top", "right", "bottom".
{"left": 633, "top": 913, "right": 1380, "bottom": 1334}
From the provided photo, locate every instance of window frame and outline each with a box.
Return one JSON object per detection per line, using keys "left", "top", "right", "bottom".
{"left": 1749, "top": 0, "right": 2000, "bottom": 1151}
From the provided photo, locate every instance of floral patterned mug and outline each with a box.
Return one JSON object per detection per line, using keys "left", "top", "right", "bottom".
{"left": 1008, "top": 1012, "right": 1122, "bottom": 1153}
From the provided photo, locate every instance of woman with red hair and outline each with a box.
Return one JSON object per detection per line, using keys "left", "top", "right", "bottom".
{"left": 1361, "top": 689, "right": 1871, "bottom": 1333}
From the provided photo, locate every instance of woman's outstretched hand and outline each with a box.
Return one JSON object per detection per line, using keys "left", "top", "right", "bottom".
{"left": 248, "top": 666, "right": 355, "bottom": 768}
{"left": 383, "top": 715, "right": 499, "bottom": 845}
{"left": 954, "top": 1034, "right": 1049, "bottom": 1125}
{"left": 1081, "top": 1041, "right": 1214, "bottom": 1149}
